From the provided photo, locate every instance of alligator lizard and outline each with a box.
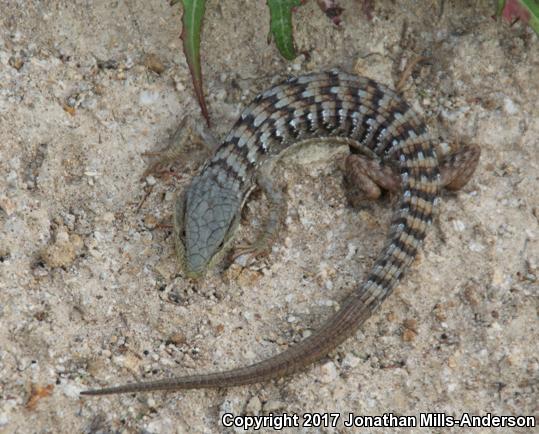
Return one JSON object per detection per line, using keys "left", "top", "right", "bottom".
{"left": 81, "top": 70, "right": 479, "bottom": 395}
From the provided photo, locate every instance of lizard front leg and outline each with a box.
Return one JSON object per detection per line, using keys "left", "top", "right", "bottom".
{"left": 232, "top": 164, "right": 288, "bottom": 260}
{"left": 143, "top": 118, "right": 218, "bottom": 178}
{"left": 438, "top": 144, "right": 481, "bottom": 191}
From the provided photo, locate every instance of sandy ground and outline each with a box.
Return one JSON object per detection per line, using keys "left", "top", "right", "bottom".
{"left": 1, "top": 1, "right": 538, "bottom": 433}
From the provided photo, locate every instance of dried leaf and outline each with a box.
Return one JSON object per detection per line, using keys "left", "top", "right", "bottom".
{"left": 26, "top": 384, "right": 54, "bottom": 410}
{"left": 62, "top": 103, "right": 76, "bottom": 116}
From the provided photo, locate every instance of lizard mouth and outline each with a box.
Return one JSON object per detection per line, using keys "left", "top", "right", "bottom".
{"left": 183, "top": 253, "right": 209, "bottom": 279}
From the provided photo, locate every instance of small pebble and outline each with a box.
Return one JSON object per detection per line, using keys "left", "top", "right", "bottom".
{"left": 319, "top": 361, "right": 338, "bottom": 383}
{"left": 139, "top": 90, "right": 160, "bottom": 105}
{"left": 8, "top": 55, "right": 24, "bottom": 70}
{"left": 0, "top": 196, "right": 17, "bottom": 216}
{"left": 245, "top": 396, "right": 262, "bottom": 414}
{"left": 145, "top": 175, "right": 157, "bottom": 186}
{"left": 302, "top": 329, "right": 312, "bottom": 339}
{"left": 342, "top": 354, "right": 360, "bottom": 368}
{"left": 468, "top": 241, "right": 485, "bottom": 252}
{"left": 100, "top": 212, "right": 115, "bottom": 224}
{"left": 145, "top": 418, "right": 174, "bottom": 434}
{"left": 263, "top": 400, "right": 286, "bottom": 412}
{"left": 40, "top": 229, "right": 83, "bottom": 268}
{"left": 145, "top": 53, "right": 166, "bottom": 74}
{"left": 503, "top": 97, "right": 518, "bottom": 115}
{"left": 144, "top": 214, "right": 159, "bottom": 229}
{"left": 452, "top": 220, "right": 465, "bottom": 232}
{"left": 167, "top": 332, "right": 187, "bottom": 345}
{"left": 402, "top": 329, "right": 417, "bottom": 342}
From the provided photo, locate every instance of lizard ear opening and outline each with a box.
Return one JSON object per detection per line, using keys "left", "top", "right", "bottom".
{"left": 173, "top": 192, "right": 187, "bottom": 260}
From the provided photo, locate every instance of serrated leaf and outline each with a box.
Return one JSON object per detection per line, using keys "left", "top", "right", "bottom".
{"left": 267, "top": 0, "right": 302, "bottom": 60}
{"left": 498, "top": 0, "right": 539, "bottom": 35}
{"left": 179, "top": 0, "right": 210, "bottom": 126}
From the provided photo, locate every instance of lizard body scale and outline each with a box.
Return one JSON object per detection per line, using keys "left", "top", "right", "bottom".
{"left": 81, "top": 70, "right": 474, "bottom": 395}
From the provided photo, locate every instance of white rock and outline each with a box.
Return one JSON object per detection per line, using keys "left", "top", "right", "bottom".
{"left": 503, "top": 97, "right": 518, "bottom": 115}
{"left": 342, "top": 354, "right": 361, "bottom": 368}
{"left": 319, "top": 361, "right": 339, "bottom": 383}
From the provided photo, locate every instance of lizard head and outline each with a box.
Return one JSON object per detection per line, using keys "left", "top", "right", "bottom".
{"left": 173, "top": 173, "right": 242, "bottom": 279}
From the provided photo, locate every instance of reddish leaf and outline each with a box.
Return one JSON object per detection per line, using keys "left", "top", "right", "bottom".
{"left": 501, "top": 0, "right": 531, "bottom": 22}
{"left": 316, "top": 0, "right": 344, "bottom": 25}
{"left": 498, "top": 0, "right": 539, "bottom": 35}
{"left": 361, "top": 0, "right": 375, "bottom": 20}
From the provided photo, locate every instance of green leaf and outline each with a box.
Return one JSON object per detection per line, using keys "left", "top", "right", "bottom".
{"left": 179, "top": 0, "right": 210, "bottom": 126}
{"left": 498, "top": 0, "right": 539, "bottom": 35}
{"left": 267, "top": 0, "right": 302, "bottom": 60}
{"left": 497, "top": 0, "right": 506, "bottom": 16}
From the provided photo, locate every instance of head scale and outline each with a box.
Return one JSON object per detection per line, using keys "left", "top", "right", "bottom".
{"left": 174, "top": 172, "right": 242, "bottom": 278}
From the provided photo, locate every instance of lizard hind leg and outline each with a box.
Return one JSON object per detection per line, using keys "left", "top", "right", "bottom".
{"left": 439, "top": 144, "right": 481, "bottom": 191}
{"left": 343, "top": 154, "right": 401, "bottom": 208}
{"left": 232, "top": 166, "right": 288, "bottom": 261}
